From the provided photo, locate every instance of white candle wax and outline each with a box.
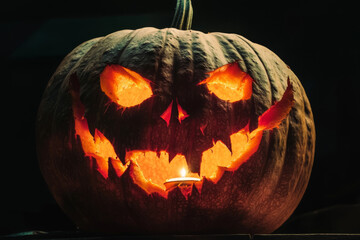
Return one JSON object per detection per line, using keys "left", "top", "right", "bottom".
{"left": 164, "top": 177, "right": 201, "bottom": 191}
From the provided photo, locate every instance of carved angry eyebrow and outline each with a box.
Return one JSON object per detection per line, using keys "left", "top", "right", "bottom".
{"left": 100, "top": 65, "right": 153, "bottom": 108}
{"left": 198, "top": 62, "right": 253, "bottom": 102}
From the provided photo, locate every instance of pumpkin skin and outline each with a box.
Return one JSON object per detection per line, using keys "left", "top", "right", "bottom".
{"left": 36, "top": 27, "right": 315, "bottom": 234}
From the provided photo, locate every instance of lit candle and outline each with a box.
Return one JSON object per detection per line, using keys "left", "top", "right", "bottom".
{"left": 164, "top": 168, "right": 201, "bottom": 191}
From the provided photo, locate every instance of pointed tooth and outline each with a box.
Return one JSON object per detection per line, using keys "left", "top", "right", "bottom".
{"left": 92, "top": 157, "right": 108, "bottom": 179}
{"left": 212, "top": 135, "right": 231, "bottom": 154}
{"left": 184, "top": 151, "right": 191, "bottom": 167}
{"left": 168, "top": 151, "right": 177, "bottom": 163}
{"left": 220, "top": 135, "right": 232, "bottom": 154}
{"left": 117, "top": 147, "right": 126, "bottom": 165}
{"left": 156, "top": 150, "right": 161, "bottom": 158}
{"left": 107, "top": 157, "right": 117, "bottom": 180}
{"left": 243, "top": 120, "right": 250, "bottom": 132}
{"left": 184, "top": 151, "right": 202, "bottom": 174}
{"left": 87, "top": 121, "right": 96, "bottom": 137}
{"left": 167, "top": 143, "right": 177, "bottom": 163}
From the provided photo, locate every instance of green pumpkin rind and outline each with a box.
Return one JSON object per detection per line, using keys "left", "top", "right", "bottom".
{"left": 37, "top": 27, "right": 315, "bottom": 234}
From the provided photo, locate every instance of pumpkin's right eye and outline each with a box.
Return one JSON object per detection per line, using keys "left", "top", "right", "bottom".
{"left": 100, "top": 65, "right": 153, "bottom": 108}
{"left": 198, "top": 62, "right": 253, "bottom": 102}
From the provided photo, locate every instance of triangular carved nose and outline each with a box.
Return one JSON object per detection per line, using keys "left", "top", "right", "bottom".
{"left": 160, "top": 101, "right": 173, "bottom": 127}
{"left": 160, "top": 99, "right": 189, "bottom": 127}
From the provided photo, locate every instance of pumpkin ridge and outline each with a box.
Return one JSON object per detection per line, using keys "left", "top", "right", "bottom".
{"left": 269, "top": 122, "right": 300, "bottom": 231}
{"left": 150, "top": 28, "right": 172, "bottom": 90}
{"left": 224, "top": 35, "right": 305, "bottom": 230}
{"left": 251, "top": 51, "right": 302, "bottom": 230}
{"left": 218, "top": 34, "right": 258, "bottom": 131}
{"left": 114, "top": 28, "right": 159, "bottom": 69}
{"left": 202, "top": 33, "right": 227, "bottom": 70}
{"left": 49, "top": 38, "right": 103, "bottom": 137}
{"left": 160, "top": 30, "right": 180, "bottom": 160}
{"left": 210, "top": 33, "right": 242, "bottom": 64}
{"left": 249, "top": 42, "right": 310, "bottom": 206}
{"left": 172, "top": 30, "right": 200, "bottom": 169}
{"left": 298, "top": 84, "right": 315, "bottom": 185}
{"left": 206, "top": 34, "right": 230, "bottom": 67}
{"left": 188, "top": 30, "right": 195, "bottom": 85}
{"left": 236, "top": 35, "right": 275, "bottom": 112}
{"left": 261, "top": 88, "right": 311, "bottom": 230}
{"left": 214, "top": 34, "right": 270, "bottom": 130}
{"left": 113, "top": 29, "right": 144, "bottom": 65}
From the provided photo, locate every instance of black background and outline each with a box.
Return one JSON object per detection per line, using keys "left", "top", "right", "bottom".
{"left": 1, "top": 0, "right": 359, "bottom": 235}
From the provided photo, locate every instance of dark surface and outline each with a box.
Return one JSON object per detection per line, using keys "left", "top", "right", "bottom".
{"left": 1, "top": 0, "right": 359, "bottom": 235}
{"left": 2, "top": 232, "right": 360, "bottom": 240}
{"left": 2, "top": 231, "right": 252, "bottom": 240}
{"left": 254, "top": 234, "right": 360, "bottom": 240}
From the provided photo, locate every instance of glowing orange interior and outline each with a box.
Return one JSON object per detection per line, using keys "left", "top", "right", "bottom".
{"left": 160, "top": 101, "right": 173, "bottom": 127}
{"left": 125, "top": 151, "right": 199, "bottom": 189}
{"left": 200, "top": 125, "right": 263, "bottom": 183}
{"left": 100, "top": 65, "right": 153, "bottom": 108}
{"left": 70, "top": 81, "right": 128, "bottom": 179}
{"left": 177, "top": 101, "right": 189, "bottom": 123}
{"left": 198, "top": 62, "right": 252, "bottom": 102}
{"left": 71, "top": 64, "right": 294, "bottom": 199}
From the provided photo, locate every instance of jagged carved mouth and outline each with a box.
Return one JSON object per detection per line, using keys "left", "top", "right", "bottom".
{"left": 70, "top": 62, "right": 294, "bottom": 198}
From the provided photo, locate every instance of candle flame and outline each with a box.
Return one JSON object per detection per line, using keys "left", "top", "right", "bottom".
{"left": 180, "top": 168, "right": 187, "bottom": 177}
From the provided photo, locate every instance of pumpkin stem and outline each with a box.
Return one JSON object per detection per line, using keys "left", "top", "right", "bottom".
{"left": 171, "top": 0, "right": 193, "bottom": 30}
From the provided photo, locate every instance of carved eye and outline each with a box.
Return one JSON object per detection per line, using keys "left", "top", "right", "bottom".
{"left": 198, "top": 62, "right": 253, "bottom": 102}
{"left": 100, "top": 65, "right": 153, "bottom": 108}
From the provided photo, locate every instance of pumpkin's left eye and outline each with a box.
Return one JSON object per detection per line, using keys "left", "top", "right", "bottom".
{"left": 198, "top": 62, "right": 253, "bottom": 102}
{"left": 100, "top": 65, "right": 153, "bottom": 108}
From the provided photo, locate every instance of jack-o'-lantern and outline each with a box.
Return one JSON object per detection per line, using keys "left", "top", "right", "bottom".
{"left": 36, "top": 0, "right": 315, "bottom": 234}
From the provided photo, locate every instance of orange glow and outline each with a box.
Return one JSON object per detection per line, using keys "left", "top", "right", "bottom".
{"left": 258, "top": 79, "right": 294, "bottom": 131}
{"left": 125, "top": 151, "right": 192, "bottom": 190}
{"left": 200, "top": 127, "right": 264, "bottom": 183}
{"left": 71, "top": 80, "right": 127, "bottom": 179}
{"left": 198, "top": 62, "right": 252, "bottom": 102}
{"left": 71, "top": 69, "right": 294, "bottom": 199}
{"left": 177, "top": 101, "right": 189, "bottom": 123}
{"left": 180, "top": 168, "right": 187, "bottom": 177}
{"left": 199, "top": 81, "right": 294, "bottom": 183}
{"left": 127, "top": 160, "right": 168, "bottom": 198}
{"left": 100, "top": 65, "right": 153, "bottom": 108}
{"left": 160, "top": 101, "right": 173, "bottom": 127}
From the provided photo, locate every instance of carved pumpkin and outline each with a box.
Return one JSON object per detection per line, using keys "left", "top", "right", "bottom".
{"left": 36, "top": 0, "right": 315, "bottom": 234}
